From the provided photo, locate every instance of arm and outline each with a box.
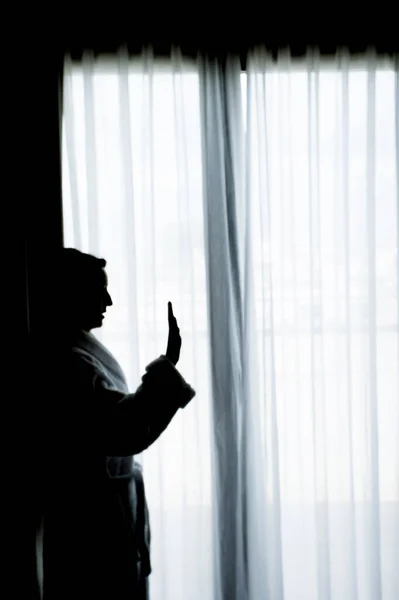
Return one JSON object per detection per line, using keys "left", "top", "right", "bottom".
{"left": 99, "top": 301, "right": 193, "bottom": 454}
{"left": 131, "top": 357, "right": 195, "bottom": 450}
{"left": 70, "top": 353, "right": 195, "bottom": 456}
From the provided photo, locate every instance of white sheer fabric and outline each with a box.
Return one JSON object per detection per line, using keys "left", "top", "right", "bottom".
{"left": 241, "top": 50, "right": 399, "bottom": 600}
{"left": 62, "top": 50, "right": 214, "bottom": 600}
{"left": 62, "top": 49, "right": 399, "bottom": 600}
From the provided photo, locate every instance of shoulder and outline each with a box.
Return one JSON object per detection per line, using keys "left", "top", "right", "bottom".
{"left": 56, "top": 347, "right": 101, "bottom": 392}
{"left": 67, "top": 348, "right": 122, "bottom": 395}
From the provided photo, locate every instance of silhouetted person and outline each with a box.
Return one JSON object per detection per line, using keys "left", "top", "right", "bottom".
{"left": 31, "top": 248, "right": 195, "bottom": 599}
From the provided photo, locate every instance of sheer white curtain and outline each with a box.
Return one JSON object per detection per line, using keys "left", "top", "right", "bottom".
{"left": 62, "top": 48, "right": 399, "bottom": 600}
{"left": 240, "top": 50, "right": 399, "bottom": 600}
{"left": 62, "top": 50, "right": 214, "bottom": 600}
{"left": 199, "top": 49, "right": 398, "bottom": 600}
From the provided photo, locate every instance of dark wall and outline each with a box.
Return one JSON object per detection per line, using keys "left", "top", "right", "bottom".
{"left": 6, "top": 37, "right": 64, "bottom": 597}
{"left": 19, "top": 51, "right": 64, "bottom": 338}
{"left": 62, "top": 13, "right": 399, "bottom": 60}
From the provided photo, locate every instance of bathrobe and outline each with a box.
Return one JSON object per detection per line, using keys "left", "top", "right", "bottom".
{"left": 31, "top": 330, "right": 195, "bottom": 599}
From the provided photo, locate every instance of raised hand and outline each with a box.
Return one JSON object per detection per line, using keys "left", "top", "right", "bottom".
{"left": 165, "top": 301, "right": 181, "bottom": 366}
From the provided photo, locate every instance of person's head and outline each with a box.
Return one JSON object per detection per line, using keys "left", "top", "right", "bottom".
{"left": 56, "top": 248, "right": 113, "bottom": 331}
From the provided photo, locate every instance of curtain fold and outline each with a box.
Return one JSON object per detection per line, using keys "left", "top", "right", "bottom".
{"left": 199, "top": 55, "right": 248, "bottom": 600}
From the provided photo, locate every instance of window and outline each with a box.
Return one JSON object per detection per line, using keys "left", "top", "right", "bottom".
{"left": 63, "top": 55, "right": 398, "bottom": 600}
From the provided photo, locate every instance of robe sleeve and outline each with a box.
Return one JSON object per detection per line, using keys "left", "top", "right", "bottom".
{"left": 65, "top": 353, "right": 196, "bottom": 456}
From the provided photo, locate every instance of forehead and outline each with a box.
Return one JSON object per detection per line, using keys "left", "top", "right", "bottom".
{"left": 98, "top": 268, "right": 108, "bottom": 286}
{"left": 86, "top": 267, "right": 107, "bottom": 287}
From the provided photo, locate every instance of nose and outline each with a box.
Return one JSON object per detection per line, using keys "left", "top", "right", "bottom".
{"left": 106, "top": 290, "right": 113, "bottom": 307}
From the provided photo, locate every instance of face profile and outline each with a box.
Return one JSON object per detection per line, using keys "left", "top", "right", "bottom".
{"left": 58, "top": 248, "right": 113, "bottom": 332}
{"left": 78, "top": 267, "right": 113, "bottom": 330}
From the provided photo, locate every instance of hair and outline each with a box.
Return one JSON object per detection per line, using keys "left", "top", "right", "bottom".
{"left": 57, "top": 248, "right": 107, "bottom": 294}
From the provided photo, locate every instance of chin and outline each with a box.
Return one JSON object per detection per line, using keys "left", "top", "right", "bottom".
{"left": 86, "top": 317, "right": 104, "bottom": 331}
